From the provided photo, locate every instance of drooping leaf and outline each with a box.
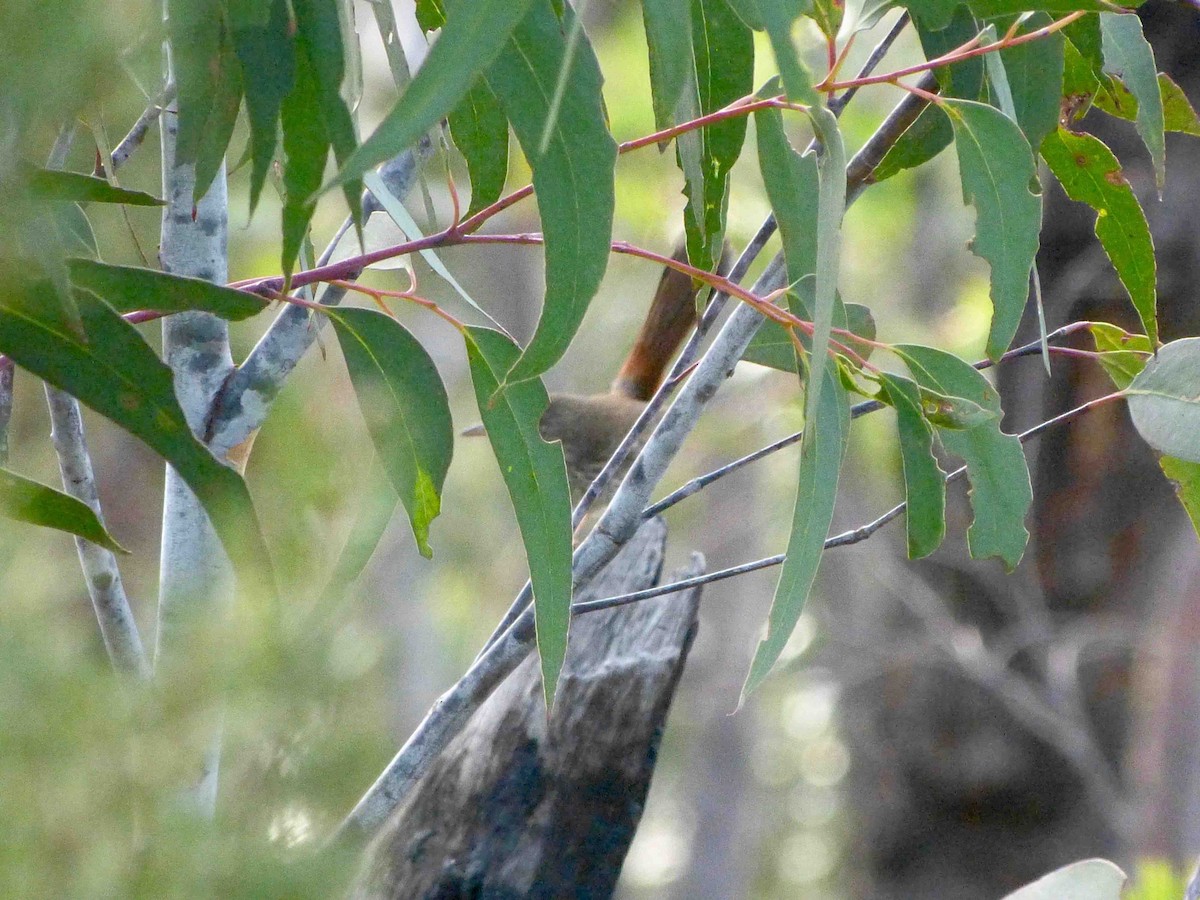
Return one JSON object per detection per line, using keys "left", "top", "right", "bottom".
{"left": 642, "top": 0, "right": 694, "bottom": 131}
{"left": 1127, "top": 337, "right": 1200, "bottom": 463}
{"left": 328, "top": 308, "right": 453, "bottom": 558}
{"left": 464, "top": 327, "right": 572, "bottom": 710}
{"left": 321, "top": 456, "right": 399, "bottom": 604}
{"left": 1093, "top": 72, "right": 1200, "bottom": 137}
{"left": 0, "top": 268, "right": 276, "bottom": 600}
{"left": 487, "top": 1, "right": 617, "bottom": 384}
{"left": 907, "top": 0, "right": 1128, "bottom": 31}
{"left": 191, "top": 29, "right": 243, "bottom": 204}
{"left": 1064, "top": 14, "right": 1104, "bottom": 80}
{"left": 1061, "top": 37, "right": 1101, "bottom": 122}
{"left": 743, "top": 300, "right": 875, "bottom": 372}
{"left": 998, "top": 13, "right": 1064, "bottom": 154}
{"left": 1040, "top": 128, "right": 1156, "bottom": 345}
{"left": 1088, "top": 321, "right": 1152, "bottom": 389}
{"left": 67, "top": 259, "right": 266, "bottom": 319}
{"left": 741, "top": 365, "right": 849, "bottom": 700}
{"left": 51, "top": 203, "right": 98, "bottom": 260}
{"left": 1100, "top": 12, "right": 1164, "bottom": 191}
{"left": 292, "top": 0, "right": 363, "bottom": 227}
{"left": 332, "top": 0, "right": 533, "bottom": 188}
{"left": 370, "top": 0, "right": 413, "bottom": 86}
{"left": 727, "top": 0, "right": 815, "bottom": 104}
{"left": 0, "top": 467, "right": 125, "bottom": 553}
{"left": 806, "top": 0, "right": 843, "bottom": 41}
{"left": 879, "top": 372, "right": 947, "bottom": 558}
{"left": 680, "top": 0, "right": 754, "bottom": 274}
{"left": 1001, "top": 859, "right": 1126, "bottom": 900}
{"left": 28, "top": 169, "right": 165, "bottom": 207}
{"left": 944, "top": 99, "right": 1042, "bottom": 360}
{"left": 232, "top": 0, "right": 295, "bottom": 214}
{"left": 897, "top": 343, "right": 1032, "bottom": 568}
{"left": 1159, "top": 456, "right": 1200, "bottom": 541}
{"left": 166, "top": 0, "right": 222, "bottom": 197}
{"left": 280, "top": 50, "right": 330, "bottom": 281}
{"left": 837, "top": 0, "right": 896, "bottom": 42}
{"left": 874, "top": 7, "right": 983, "bottom": 182}
{"left": 448, "top": 80, "right": 510, "bottom": 217}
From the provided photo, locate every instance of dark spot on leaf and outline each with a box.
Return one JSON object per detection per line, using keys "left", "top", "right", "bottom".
{"left": 1073, "top": 153, "right": 1088, "bottom": 167}
{"left": 1104, "top": 169, "right": 1128, "bottom": 187}
{"left": 120, "top": 392, "right": 140, "bottom": 411}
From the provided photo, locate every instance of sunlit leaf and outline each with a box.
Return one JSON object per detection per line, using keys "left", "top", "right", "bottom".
{"left": 67, "top": 259, "right": 266, "bottom": 320}
{"left": 879, "top": 372, "right": 946, "bottom": 558}
{"left": 944, "top": 100, "right": 1041, "bottom": 360}
{"left": 464, "top": 327, "right": 572, "bottom": 710}
{"left": 0, "top": 467, "right": 125, "bottom": 553}
{"left": 28, "top": 169, "right": 165, "bottom": 207}
{"left": 1093, "top": 72, "right": 1200, "bottom": 137}
{"left": 837, "top": 0, "right": 895, "bottom": 42}
{"left": 232, "top": 0, "right": 295, "bottom": 214}
{"left": 0, "top": 267, "right": 276, "bottom": 600}
{"left": 741, "top": 365, "right": 849, "bottom": 700}
{"left": 1160, "top": 456, "right": 1200, "bottom": 542}
{"left": 448, "top": 80, "right": 509, "bottom": 217}
{"left": 488, "top": 1, "right": 617, "bottom": 384}
{"left": 1088, "top": 321, "right": 1152, "bottom": 390}
{"left": 897, "top": 343, "right": 1032, "bottom": 568}
{"left": 1127, "top": 338, "right": 1200, "bottom": 463}
{"left": 1041, "top": 128, "right": 1156, "bottom": 345}
{"left": 642, "top": 0, "right": 694, "bottom": 131}
{"left": 680, "top": 0, "right": 754, "bottom": 274}
{"left": 328, "top": 308, "right": 453, "bottom": 558}
{"left": 1100, "top": 12, "right": 1164, "bottom": 191}
{"left": 1002, "top": 859, "right": 1126, "bottom": 900}
{"left": 332, "top": 0, "right": 533, "bottom": 188}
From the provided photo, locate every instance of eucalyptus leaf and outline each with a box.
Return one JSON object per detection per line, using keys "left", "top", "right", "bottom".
{"left": 0, "top": 467, "right": 126, "bottom": 554}
{"left": 1088, "top": 321, "right": 1152, "bottom": 390}
{"left": 1001, "top": 859, "right": 1126, "bottom": 900}
{"left": 1127, "top": 337, "right": 1200, "bottom": 463}
{"left": 67, "top": 259, "right": 267, "bottom": 320}
{"left": 879, "top": 372, "right": 947, "bottom": 558}
{"left": 1100, "top": 12, "right": 1164, "bottom": 191}
{"left": 29, "top": 169, "right": 164, "bottom": 207}
{"left": 642, "top": 0, "right": 694, "bottom": 131}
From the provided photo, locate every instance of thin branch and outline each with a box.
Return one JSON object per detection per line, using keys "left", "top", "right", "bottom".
{"left": 0, "top": 355, "right": 12, "bottom": 467}
{"left": 110, "top": 80, "right": 175, "bottom": 171}
{"left": 582, "top": 392, "right": 1123, "bottom": 612}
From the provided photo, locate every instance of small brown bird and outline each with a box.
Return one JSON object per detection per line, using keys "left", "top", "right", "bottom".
{"left": 538, "top": 244, "right": 714, "bottom": 502}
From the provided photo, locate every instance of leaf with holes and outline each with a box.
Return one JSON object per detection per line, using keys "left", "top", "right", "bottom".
{"left": 0, "top": 467, "right": 125, "bottom": 553}
{"left": 465, "top": 326, "right": 572, "bottom": 710}
{"left": 1041, "top": 128, "right": 1156, "bottom": 345}
{"left": 945, "top": 100, "right": 1041, "bottom": 361}
{"left": 329, "top": 308, "right": 453, "bottom": 558}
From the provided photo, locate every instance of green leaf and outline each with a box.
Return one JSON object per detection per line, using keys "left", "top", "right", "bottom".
{"left": 908, "top": 0, "right": 1128, "bottom": 31}
{"left": 897, "top": 343, "right": 1032, "bottom": 568}
{"left": 1127, "top": 337, "right": 1200, "bottom": 463}
{"left": 51, "top": 203, "right": 98, "bottom": 260}
{"left": 280, "top": 50, "right": 330, "bottom": 281}
{"left": 67, "top": 259, "right": 266, "bottom": 320}
{"left": 837, "top": 0, "right": 896, "bottom": 42}
{"left": 1088, "top": 321, "right": 1152, "bottom": 390}
{"left": 680, "top": 0, "right": 754, "bottom": 274}
{"left": 806, "top": 0, "right": 843, "bottom": 41}
{"left": 328, "top": 308, "right": 453, "bottom": 558}
{"left": 0, "top": 467, "right": 125, "bottom": 553}
{"left": 1002, "top": 859, "right": 1126, "bottom": 900}
{"left": 741, "top": 365, "right": 849, "bottom": 700}
{"left": 1159, "top": 456, "right": 1200, "bottom": 541}
{"left": 879, "top": 373, "right": 947, "bottom": 558}
{"left": 1061, "top": 37, "right": 1101, "bottom": 122}
{"left": 448, "top": 79, "right": 510, "bottom": 217}
{"left": 0, "top": 268, "right": 276, "bottom": 600}
{"left": 321, "top": 457, "right": 399, "bottom": 604}
{"left": 1093, "top": 73, "right": 1200, "bottom": 137}
{"left": 1100, "top": 12, "right": 1164, "bottom": 191}
{"left": 487, "top": 1, "right": 617, "bottom": 384}
{"left": 998, "top": 13, "right": 1064, "bottom": 155}
{"left": 193, "top": 29, "right": 244, "bottom": 205}
{"left": 166, "top": 0, "right": 221, "bottom": 193}
{"left": 293, "top": 0, "right": 363, "bottom": 227}
{"left": 728, "top": 0, "right": 815, "bottom": 104}
{"left": 1040, "top": 128, "right": 1156, "bottom": 345}
{"left": 874, "top": 7, "right": 983, "bottom": 182}
{"left": 642, "top": 0, "right": 694, "bottom": 132}
{"left": 28, "top": 169, "right": 164, "bottom": 207}
{"left": 232, "top": 0, "right": 295, "bottom": 214}
{"left": 464, "top": 327, "right": 572, "bottom": 710}
{"left": 333, "top": 0, "right": 533, "bottom": 188}
{"left": 944, "top": 100, "right": 1042, "bottom": 360}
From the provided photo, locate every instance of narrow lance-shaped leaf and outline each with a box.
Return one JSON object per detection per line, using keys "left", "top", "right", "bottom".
{"left": 0, "top": 268, "right": 276, "bottom": 600}
{"left": 191, "top": 27, "right": 243, "bottom": 204}
{"left": 465, "top": 327, "right": 572, "bottom": 710}
{"left": 1041, "top": 128, "right": 1156, "bottom": 345}
{"left": 67, "top": 259, "right": 267, "bottom": 319}
{"left": 1159, "top": 456, "right": 1200, "bottom": 542}
{"left": 727, "top": 0, "right": 816, "bottom": 104}
{"left": 280, "top": 50, "right": 330, "bottom": 280}
{"left": 28, "top": 169, "right": 165, "bottom": 207}
{"left": 742, "top": 365, "right": 849, "bottom": 700}
{"left": 944, "top": 99, "right": 1042, "bottom": 361}
{"left": 328, "top": 308, "right": 454, "bottom": 558}
{"left": 447, "top": 80, "right": 510, "bottom": 218}
{"left": 1126, "top": 337, "right": 1200, "bottom": 464}
{"left": 487, "top": 1, "right": 617, "bottom": 384}
{"left": 879, "top": 373, "right": 947, "bottom": 558}
{"left": 642, "top": 0, "right": 694, "bottom": 132}
{"left": 897, "top": 343, "right": 1032, "bottom": 568}
{"left": 332, "top": 0, "right": 534, "bottom": 187}
{"left": 997, "top": 13, "right": 1064, "bottom": 155}
{"left": 0, "top": 467, "right": 126, "bottom": 554}
{"left": 681, "top": 0, "right": 754, "bottom": 274}
{"left": 1100, "top": 12, "right": 1164, "bottom": 191}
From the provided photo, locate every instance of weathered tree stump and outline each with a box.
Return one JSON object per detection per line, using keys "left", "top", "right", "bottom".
{"left": 354, "top": 518, "right": 703, "bottom": 899}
